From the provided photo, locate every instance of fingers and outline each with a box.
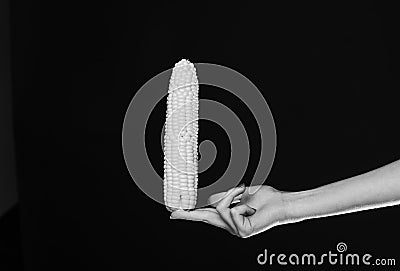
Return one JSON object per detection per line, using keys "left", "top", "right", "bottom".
{"left": 170, "top": 209, "right": 213, "bottom": 222}
{"left": 230, "top": 204, "right": 256, "bottom": 238}
{"left": 170, "top": 209, "right": 235, "bottom": 235}
{"left": 208, "top": 192, "right": 242, "bottom": 207}
{"left": 215, "top": 186, "right": 246, "bottom": 235}
{"left": 208, "top": 185, "right": 248, "bottom": 207}
{"left": 170, "top": 186, "right": 250, "bottom": 237}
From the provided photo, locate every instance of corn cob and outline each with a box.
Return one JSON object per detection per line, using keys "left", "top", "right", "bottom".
{"left": 163, "top": 59, "right": 199, "bottom": 211}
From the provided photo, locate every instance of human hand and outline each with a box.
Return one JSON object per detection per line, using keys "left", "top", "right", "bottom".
{"left": 170, "top": 185, "right": 289, "bottom": 238}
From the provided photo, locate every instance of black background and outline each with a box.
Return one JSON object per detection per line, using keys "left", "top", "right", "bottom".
{"left": 10, "top": 1, "right": 400, "bottom": 270}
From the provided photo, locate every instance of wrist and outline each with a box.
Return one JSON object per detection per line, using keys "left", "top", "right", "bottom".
{"left": 280, "top": 191, "right": 296, "bottom": 221}
{"left": 280, "top": 189, "right": 317, "bottom": 221}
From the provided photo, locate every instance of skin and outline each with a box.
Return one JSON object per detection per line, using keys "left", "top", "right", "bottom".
{"left": 170, "top": 159, "right": 400, "bottom": 238}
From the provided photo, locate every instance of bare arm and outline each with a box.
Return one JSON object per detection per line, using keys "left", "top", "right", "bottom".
{"left": 283, "top": 159, "right": 400, "bottom": 222}
{"left": 172, "top": 159, "right": 400, "bottom": 238}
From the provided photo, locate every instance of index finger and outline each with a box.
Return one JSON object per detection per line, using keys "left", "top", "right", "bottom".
{"left": 170, "top": 209, "right": 235, "bottom": 234}
{"left": 208, "top": 189, "right": 244, "bottom": 207}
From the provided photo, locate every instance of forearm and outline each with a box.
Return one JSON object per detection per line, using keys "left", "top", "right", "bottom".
{"left": 283, "top": 159, "right": 400, "bottom": 222}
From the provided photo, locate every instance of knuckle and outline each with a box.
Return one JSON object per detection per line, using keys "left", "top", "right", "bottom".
{"left": 230, "top": 207, "right": 238, "bottom": 214}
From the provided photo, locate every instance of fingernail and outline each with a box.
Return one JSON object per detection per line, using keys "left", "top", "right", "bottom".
{"left": 238, "top": 183, "right": 245, "bottom": 188}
